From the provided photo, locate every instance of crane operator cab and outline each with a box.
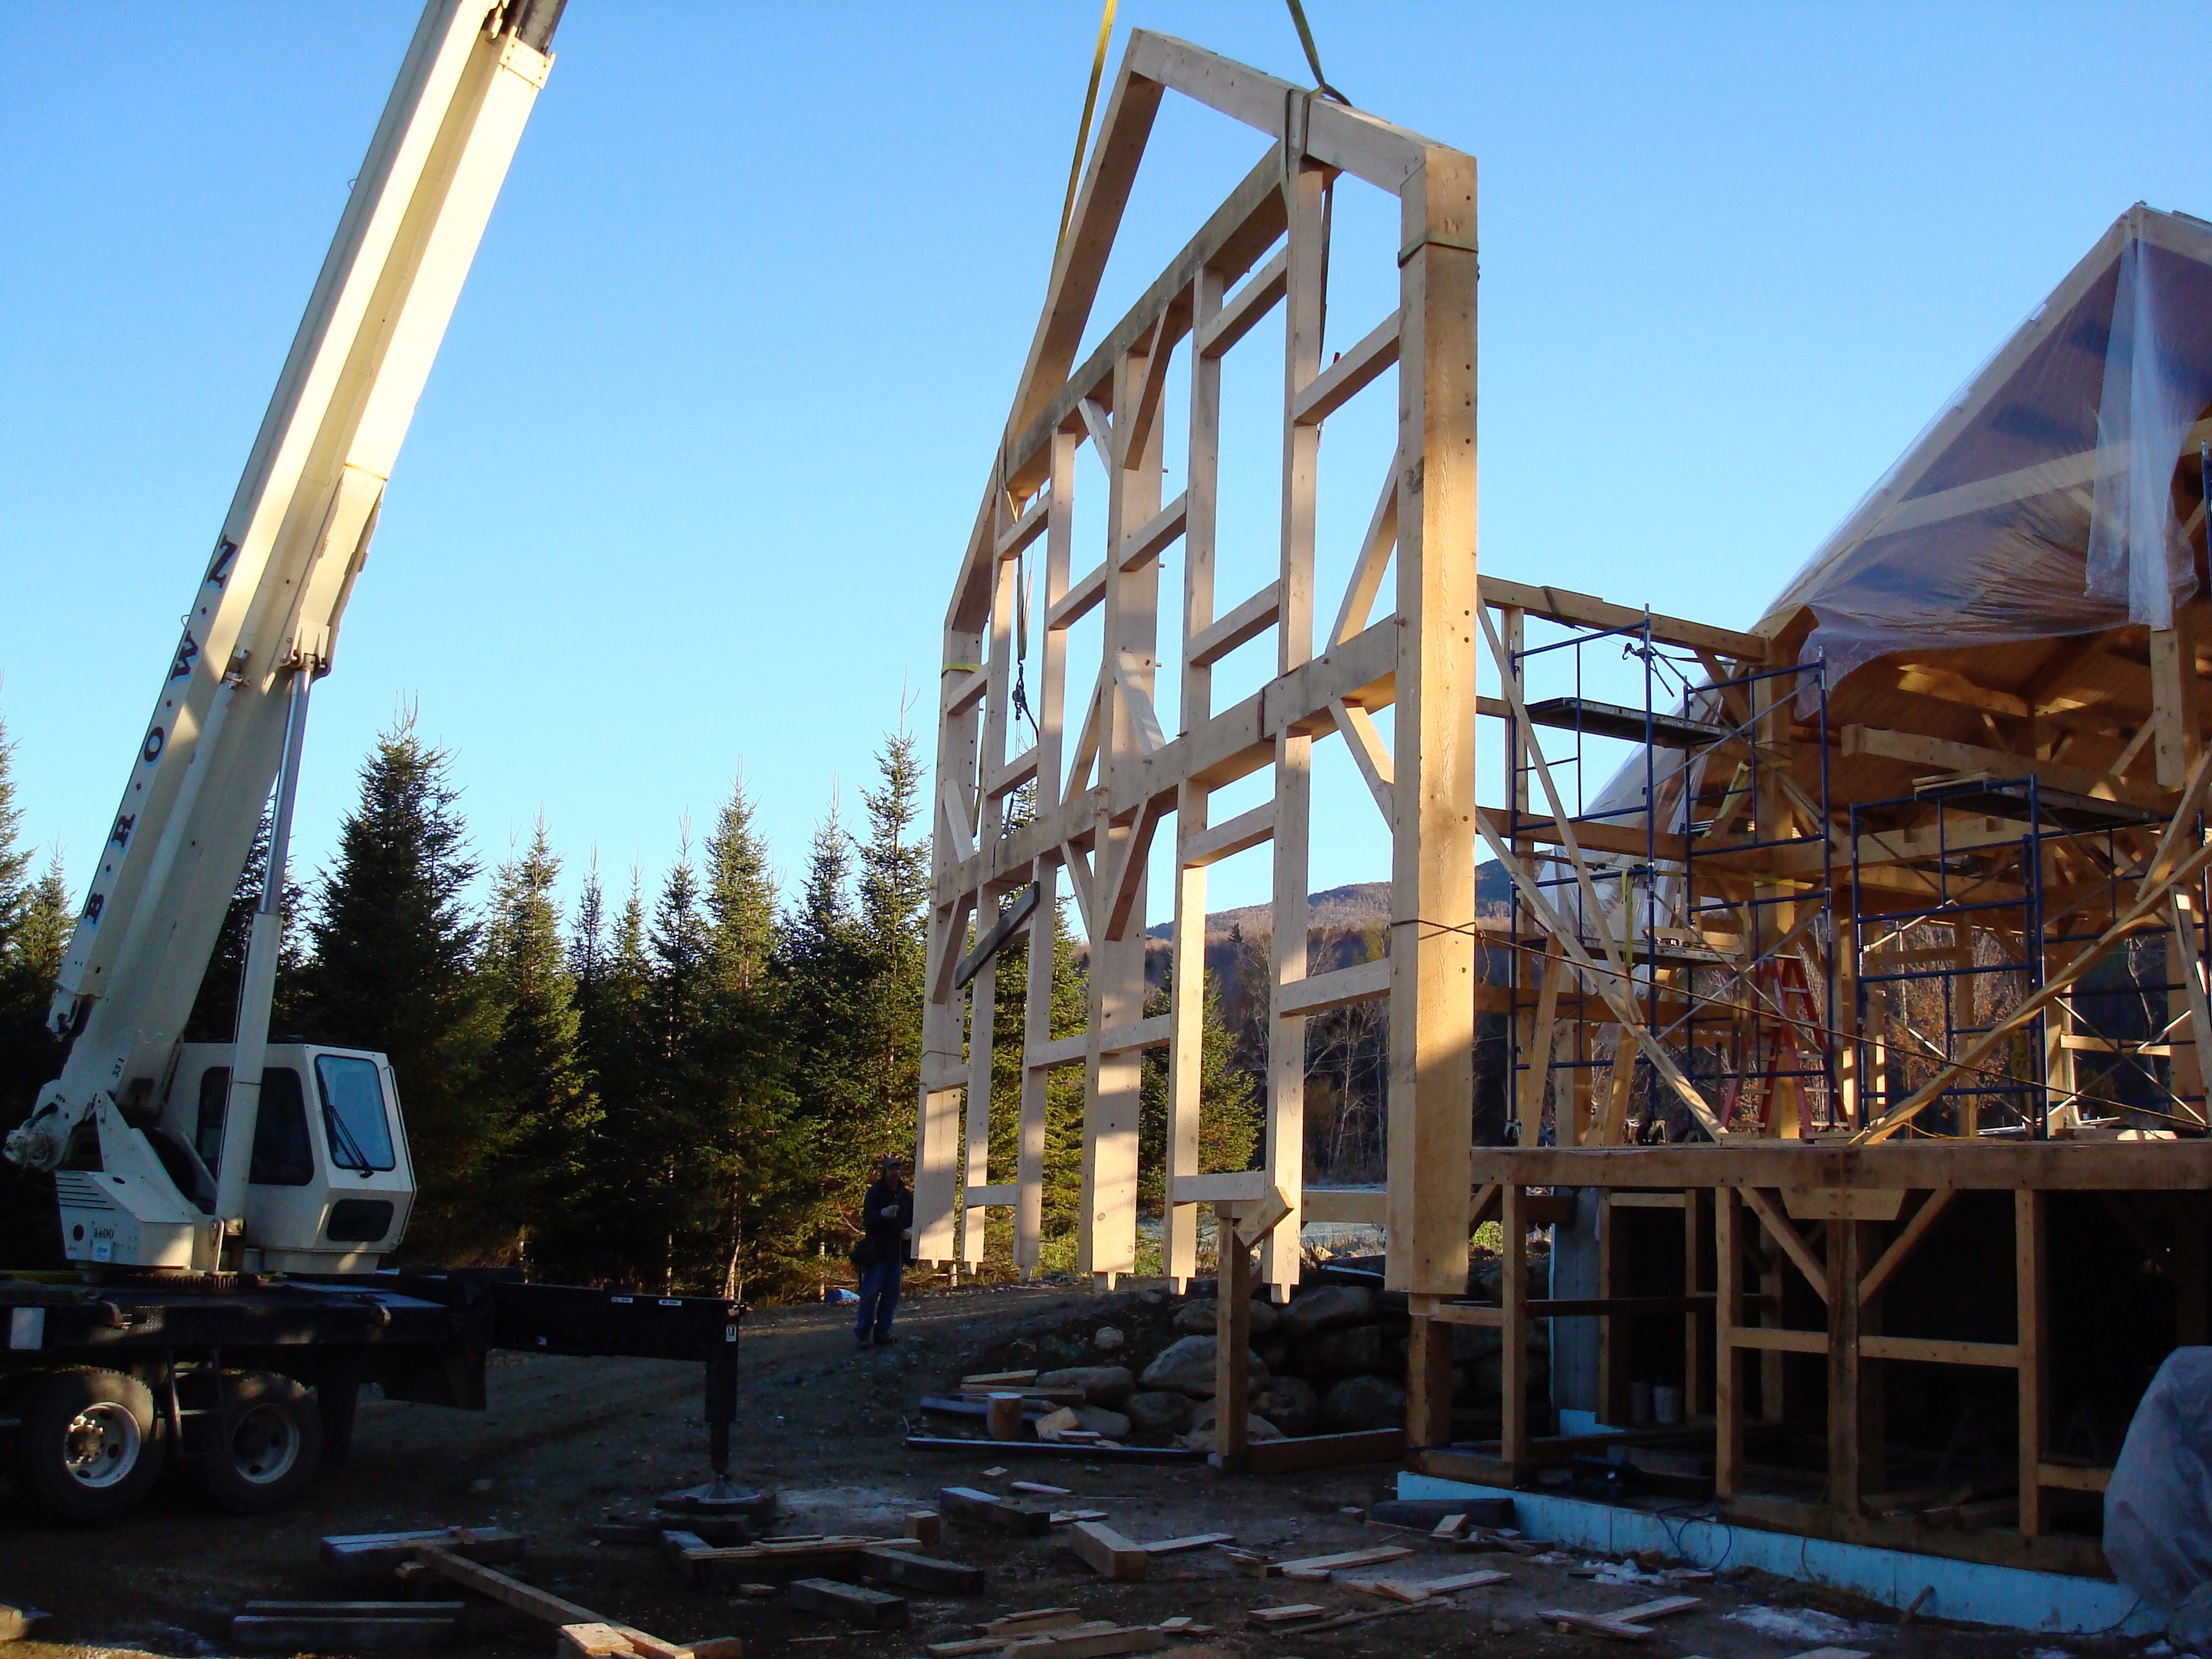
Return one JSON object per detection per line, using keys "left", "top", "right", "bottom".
{"left": 53, "top": 1043, "right": 415, "bottom": 1274}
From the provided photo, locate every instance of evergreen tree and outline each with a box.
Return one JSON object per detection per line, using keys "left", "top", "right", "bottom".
{"left": 297, "top": 709, "right": 493, "bottom": 1260}
{"left": 568, "top": 868, "right": 655, "bottom": 1285}
{"left": 642, "top": 838, "right": 714, "bottom": 1291}
{"left": 776, "top": 800, "right": 871, "bottom": 1255}
{"left": 480, "top": 819, "right": 598, "bottom": 1265}
{"left": 0, "top": 855, "right": 68, "bottom": 1268}
{"left": 852, "top": 732, "right": 927, "bottom": 1169}
{"left": 698, "top": 778, "right": 804, "bottom": 1300}
{"left": 184, "top": 810, "right": 307, "bottom": 1042}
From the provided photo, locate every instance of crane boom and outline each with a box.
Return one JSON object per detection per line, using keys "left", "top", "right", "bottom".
{"left": 5, "top": 0, "right": 562, "bottom": 1265}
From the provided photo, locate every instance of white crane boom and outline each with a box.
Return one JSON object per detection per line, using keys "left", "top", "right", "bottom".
{"left": 6, "top": 0, "right": 561, "bottom": 1272}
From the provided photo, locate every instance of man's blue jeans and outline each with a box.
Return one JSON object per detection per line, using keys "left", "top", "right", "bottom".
{"left": 856, "top": 1256, "right": 902, "bottom": 1342}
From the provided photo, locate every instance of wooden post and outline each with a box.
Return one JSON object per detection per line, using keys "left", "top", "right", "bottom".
{"left": 1856, "top": 1220, "right": 1886, "bottom": 1501}
{"left": 1408, "top": 1316, "right": 1455, "bottom": 1453}
{"left": 1596, "top": 1192, "right": 1628, "bottom": 1426}
{"left": 2151, "top": 612, "right": 2200, "bottom": 790}
{"left": 961, "top": 954, "right": 996, "bottom": 1269}
{"left": 1501, "top": 1184, "right": 1527, "bottom": 1478}
{"left": 1015, "top": 433, "right": 1078, "bottom": 1278}
{"left": 2016, "top": 1188, "right": 2048, "bottom": 1540}
{"left": 1825, "top": 1214, "right": 1861, "bottom": 1514}
{"left": 1164, "top": 266, "right": 1226, "bottom": 1292}
{"left": 1683, "top": 1187, "right": 1708, "bottom": 1417}
{"left": 1715, "top": 1186, "right": 1741, "bottom": 1500}
{"left": 1215, "top": 1211, "right": 1253, "bottom": 1470}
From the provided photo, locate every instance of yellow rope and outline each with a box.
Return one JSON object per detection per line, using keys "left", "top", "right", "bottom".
{"left": 1055, "top": 0, "right": 1118, "bottom": 256}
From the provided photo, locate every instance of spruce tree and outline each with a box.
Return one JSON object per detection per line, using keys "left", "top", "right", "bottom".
{"left": 300, "top": 709, "right": 493, "bottom": 1260}
{"left": 699, "top": 778, "right": 802, "bottom": 1299}
{"left": 776, "top": 802, "right": 870, "bottom": 1255}
{"left": 480, "top": 819, "right": 598, "bottom": 1264}
{"left": 0, "top": 855, "right": 68, "bottom": 1267}
{"left": 853, "top": 732, "right": 927, "bottom": 1170}
{"left": 567, "top": 869, "right": 654, "bottom": 1284}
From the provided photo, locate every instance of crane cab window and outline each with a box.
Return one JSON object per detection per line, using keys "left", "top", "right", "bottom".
{"left": 194, "top": 1066, "right": 314, "bottom": 1186}
{"left": 315, "top": 1056, "right": 395, "bottom": 1173}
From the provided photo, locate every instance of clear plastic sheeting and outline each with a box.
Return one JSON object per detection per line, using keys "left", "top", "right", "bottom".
{"left": 1760, "top": 205, "right": 2212, "bottom": 685}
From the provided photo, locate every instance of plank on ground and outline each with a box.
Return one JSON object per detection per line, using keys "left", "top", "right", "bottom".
{"left": 786, "top": 1577, "right": 909, "bottom": 1631}
{"left": 856, "top": 1545, "right": 985, "bottom": 1595}
{"left": 940, "top": 1485, "right": 1053, "bottom": 1535}
{"left": 1068, "top": 1520, "right": 1148, "bottom": 1581}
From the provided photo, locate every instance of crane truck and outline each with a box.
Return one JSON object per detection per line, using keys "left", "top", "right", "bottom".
{"left": 0, "top": 0, "right": 741, "bottom": 1524}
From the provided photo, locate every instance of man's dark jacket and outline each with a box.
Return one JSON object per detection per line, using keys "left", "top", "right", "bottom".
{"left": 860, "top": 1179, "right": 913, "bottom": 1268}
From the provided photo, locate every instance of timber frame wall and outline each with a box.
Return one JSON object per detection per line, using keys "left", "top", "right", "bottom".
{"left": 914, "top": 30, "right": 2212, "bottom": 1568}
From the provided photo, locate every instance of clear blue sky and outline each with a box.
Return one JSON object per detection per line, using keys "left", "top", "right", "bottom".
{"left": 3, "top": 2, "right": 2206, "bottom": 934}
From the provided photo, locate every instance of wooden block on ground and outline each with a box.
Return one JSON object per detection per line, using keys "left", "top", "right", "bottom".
{"left": 1009, "top": 1480, "right": 1071, "bottom": 1496}
{"left": 1784, "top": 1650, "right": 1871, "bottom": 1659}
{"left": 1069, "top": 1521, "right": 1148, "bottom": 1581}
{"left": 980, "top": 1609, "right": 1083, "bottom": 1637}
{"left": 1611, "top": 1595, "right": 1701, "bottom": 1623}
{"left": 560, "top": 1626, "right": 637, "bottom": 1659}
{"left": 1272, "top": 1545, "right": 1411, "bottom": 1577}
{"left": 411, "top": 1547, "right": 688, "bottom": 1659}
{"left": 1049, "top": 1509, "right": 1109, "bottom": 1524}
{"left": 1033, "top": 1406, "right": 1082, "bottom": 1442}
{"left": 856, "top": 1546, "right": 984, "bottom": 1595}
{"left": 1539, "top": 1609, "right": 1655, "bottom": 1641}
{"left": 1431, "top": 1513, "right": 1468, "bottom": 1538}
{"left": 232, "top": 1613, "right": 456, "bottom": 1651}
{"left": 689, "top": 1642, "right": 743, "bottom": 1659}
{"left": 1246, "top": 1604, "right": 1328, "bottom": 1627}
{"left": 323, "top": 1527, "right": 524, "bottom": 1577}
{"left": 904, "top": 1511, "right": 943, "bottom": 1544}
{"left": 0, "top": 1604, "right": 44, "bottom": 1645}
{"left": 664, "top": 1534, "right": 891, "bottom": 1588}
{"left": 786, "top": 1577, "right": 908, "bottom": 1631}
{"left": 940, "top": 1485, "right": 1051, "bottom": 1536}
{"left": 963, "top": 1370, "right": 1039, "bottom": 1387}
{"left": 1138, "top": 1532, "right": 1234, "bottom": 1555}
{"left": 925, "top": 1642, "right": 1006, "bottom": 1658}
{"left": 1003, "top": 1626, "right": 1166, "bottom": 1658}
{"left": 1359, "top": 1568, "right": 1509, "bottom": 1604}
{"left": 1223, "top": 1548, "right": 1276, "bottom": 1577}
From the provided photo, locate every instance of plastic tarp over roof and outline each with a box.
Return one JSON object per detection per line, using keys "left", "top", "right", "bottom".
{"left": 1758, "top": 204, "right": 2212, "bottom": 684}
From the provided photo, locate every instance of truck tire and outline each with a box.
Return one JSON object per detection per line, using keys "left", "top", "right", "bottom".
{"left": 12, "top": 1368, "right": 166, "bottom": 1524}
{"left": 196, "top": 1371, "right": 322, "bottom": 1514}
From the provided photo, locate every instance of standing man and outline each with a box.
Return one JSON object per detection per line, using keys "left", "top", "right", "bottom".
{"left": 854, "top": 1155, "right": 912, "bottom": 1347}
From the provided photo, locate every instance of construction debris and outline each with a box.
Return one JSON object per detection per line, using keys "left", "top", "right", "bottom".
{"left": 322, "top": 1527, "right": 523, "bottom": 1578}
{"left": 856, "top": 1546, "right": 986, "bottom": 1596}
{"left": 786, "top": 1577, "right": 908, "bottom": 1631}
{"left": 1068, "top": 1521, "right": 1147, "bottom": 1582}
{"left": 230, "top": 1601, "right": 462, "bottom": 1652}
{"left": 662, "top": 1532, "right": 920, "bottom": 1588}
{"left": 1234, "top": 1543, "right": 1413, "bottom": 1581}
{"left": 1246, "top": 1603, "right": 1328, "bottom": 1627}
{"left": 903, "top": 1436, "right": 1202, "bottom": 1465}
{"left": 1008, "top": 1480, "right": 1071, "bottom": 1496}
{"left": 1537, "top": 1594, "right": 1704, "bottom": 1642}
{"left": 0, "top": 1606, "right": 46, "bottom": 1645}
{"left": 940, "top": 1485, "right": 1052, "bottom": 1536}
{"left": 1356, "top": 1568, "right": 1510, "bottom": 1604}
{"left": 1002, "top": 1623, "right": 1166, "bottom": 1658}
{"left": 406, "top": 1545, "right": 699, "bottom": 1659}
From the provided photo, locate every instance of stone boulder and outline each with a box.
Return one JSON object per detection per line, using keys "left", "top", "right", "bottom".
{"left": 1074, "top": 1405, "right": 1131, "bottom": 1440}
{"left": 1184, "top": 1401, "right": 1286, "bottom": 1452}
{"left": 1253, "top": 1373, "right": 1320, "bottom": 1437}
{"left": 1033, "top": 1365, "right": 1136, "bottom": 1406}
{"left": 1296, "top": 1323, "right": 1388, "bottom": 1377}
{"left": 1124, "top": 1390, "right": 1195, "bottom": 1435}
{"left": 1280, "top": 1284, "right": 1380, "bottom": 1339}
{"left": 1172, "top": 1296, "right": 1282, "bottom": 1336}
{"left": 1139, "top": 1336, "right": 1269, "bottom": 1399}
{"left": 1093, "top": 1326, "right": 1125, "bottom": 1352}
{"left": 1321, "top": 1373, "right": 1408, "bottom": 1432}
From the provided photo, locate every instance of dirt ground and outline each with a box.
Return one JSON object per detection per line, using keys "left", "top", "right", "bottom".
{"left": 0, "top": 1280, "right": 2169, "bottom": 1658}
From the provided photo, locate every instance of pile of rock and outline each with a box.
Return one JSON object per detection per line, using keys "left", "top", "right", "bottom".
{"left": 1105, "top": 1270, "right": 1550, "bottom": 1446}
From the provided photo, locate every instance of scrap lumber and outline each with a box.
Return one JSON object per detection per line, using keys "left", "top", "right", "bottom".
{"left": 560, "top": 1629, "right": 739, "bottom": 1659}
{"left": 1139, "top": 1532, "right": 1234, "bottom": 1555}
{"left": 1430, "top": 1513, "right": 1469, "bottom": 1539}
{"left": 963, "top": 1369, "right": 1039, "bottom": 1387}
{"left": 856, "top": 1546, "right": 985, "bottom": 1595}
{"left": 1069, "top": 1521, "right": 1148, "bottom": 1581}
{"left": 409, "top": 1549, "right": 688, "bottom": 1659}
{"left": 786, "top": 1578, "right": 909, "bottom": 1631}
{"left": 1004, "top": 1626, "right": 1167, "bottom": 1658}
{"left": 940, "top": 1485, "right": 1052, "bottom": 1535}
{"left": 1357, "top": 1569, "right": 1510, "bottom": 1603}
{"left": 904, "top": 1510, "right": 943, "bottom": 1543}
{"left": 231, "top": 1602, "right": 462, "bottom": 1653}
{"left": 1009, "top": 1480, "right": 1071, "bottom": 1496}
{"left": 1246, "top": 1603, "right": 1328, "bottom": 1627}
{"left": 595, "top": 1511, "right": 750, "bottom": 1547}
{"left": 1050, "top": 1509, "right": 1110, "bottom": 1524}
{"left": 662, "top": 1532, "right": 913, "bottom": 1588}
{"left": 902, "top": 1436, "right": 1202, "bottom": 1465}
{"left": 1537, "top": 1595, "right": 1701, "bottom": 1642}
{"left": 1274, "top": 1544, "right": 1413, "bottom": 1581}
{"left": 1241, "top": 1428, "right": 1404, "bottom": 1474}
{"left": 0, "top": 1605, "right": 48, "bottom": 1645}
{"left": 322, "top": 1527, "right": 523, "bottom": 1576}
{"left": 979, "top": 1608, "right": 1083, "bottom": 1637}
{"left": 1786, "top": 1650, "right": 1871, "bottom": 1659}
{"left": 925, "top": 1641, "right": 1007, "bottom": 1658}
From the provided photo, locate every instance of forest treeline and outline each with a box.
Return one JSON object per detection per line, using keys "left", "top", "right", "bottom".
{"left": 0, "top": 708, "right": 1267, "bottom": 1300}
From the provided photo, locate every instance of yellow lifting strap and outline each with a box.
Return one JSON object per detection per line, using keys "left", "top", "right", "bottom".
{"left": 1055, "top": 0, "right": 1118, "bottom": 256}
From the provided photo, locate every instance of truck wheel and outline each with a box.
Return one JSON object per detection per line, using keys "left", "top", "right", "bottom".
{"left": 12, "top": 1368, "right": 166, "bottom": 1524}
{"left": 196, "top": 1372, "right": 321, "bottom": 1514}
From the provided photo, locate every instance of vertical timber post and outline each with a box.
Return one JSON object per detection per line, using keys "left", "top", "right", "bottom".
{"left": 1714, "top": 1185, "right": 1741, "bottom": 1500}
{"left": 1383, "top": 144, "right": 1481, "bottom": 1455}
{"left": 1215, "top": 1204, "right": 1254, "bottom": 1469}
{"left": 2017, "top": 1187, "right": 2048, "bottom": 1540}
